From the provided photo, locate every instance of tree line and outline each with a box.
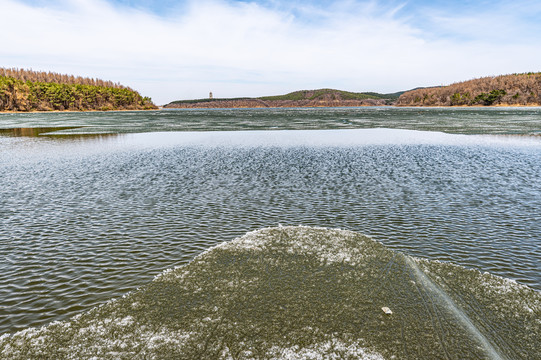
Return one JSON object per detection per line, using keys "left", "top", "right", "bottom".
{"left": 396, "top": 73, "right": 541, "bottom": 106}
{"left": 0, "top": 67, "right": 156, "bottom": 112}
{"left": 0, "top": 68, "right": 129, "bottom": 89}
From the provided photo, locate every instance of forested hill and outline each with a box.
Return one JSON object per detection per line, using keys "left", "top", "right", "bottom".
{"left": 396, "top": 73, "right": 541, "bottom": 106}
{"left": 257, "top": 89, "right": 400, "bottom": 102}
{"left": 0, "top": 68, "right": 156, "bottom": 112}
{"left": 165, "top": 89, "right": 400, "bottom": 108}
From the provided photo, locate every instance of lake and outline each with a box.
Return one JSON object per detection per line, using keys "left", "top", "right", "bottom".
{"left": 1, "top": 107, "right": 540, "bottom": 336}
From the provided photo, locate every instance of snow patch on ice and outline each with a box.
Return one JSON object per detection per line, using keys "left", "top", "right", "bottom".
{"left": 266, "top": 337, "right": 384, "bottom": 360}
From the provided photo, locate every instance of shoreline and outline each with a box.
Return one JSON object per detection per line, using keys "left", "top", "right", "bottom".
{"left": 2, "top": 104, "right": 541, "bottom": 114}
{"left": 0, "top": 108, "right": 160, "bottom": 114}
{"left": 164, "top": 104, "right": 541, "bottom": 109}
{"left": 394, "top": 103, "right": 541, "bottom": 108}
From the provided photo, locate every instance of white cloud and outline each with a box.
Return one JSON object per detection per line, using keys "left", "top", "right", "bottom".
{"left": 1, "top": 0, "right": 540, "bottom": 104}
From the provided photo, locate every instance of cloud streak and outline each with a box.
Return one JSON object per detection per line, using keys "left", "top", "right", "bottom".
{"left": 1, "top": 0, "right": 540, "bottom": 104}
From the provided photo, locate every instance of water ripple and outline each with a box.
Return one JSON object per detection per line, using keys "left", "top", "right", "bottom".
{"left": 1, "top": 127, "right": 540, "bottom": 335}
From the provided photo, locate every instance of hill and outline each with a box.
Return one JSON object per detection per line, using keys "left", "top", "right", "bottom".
{"left": 0, "top": 68, "right": 157, "bottom": 112}
{"left": 396, "top": 73, "right": 541, "bottom": 106}
{"left": 258, "top": 89, "right": 396, "bottom": 101}
{"left": 165, "top": 88, "right": 398, "bottom": 108}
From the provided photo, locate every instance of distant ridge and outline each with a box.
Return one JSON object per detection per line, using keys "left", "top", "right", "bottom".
{"left": 165, "top": 88, "right": 400, "bottom": 108}
{"left": 396, "top": 73, "right": 541, "bottom": 106}
{"left": 0, "top": 67, "right": 157, "bottom": 112}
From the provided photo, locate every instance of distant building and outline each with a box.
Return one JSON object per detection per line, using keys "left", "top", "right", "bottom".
{"left": 209, "top": 92, "right": 213, "bottom": 99}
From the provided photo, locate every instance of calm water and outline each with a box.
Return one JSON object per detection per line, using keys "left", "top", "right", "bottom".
{"left": 1, "top": 107, "right": 540, "bottom": 335}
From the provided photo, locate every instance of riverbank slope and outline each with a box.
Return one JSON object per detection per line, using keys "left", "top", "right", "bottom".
{"left": 396, "top": 73, "right": 541, "bottom": 106}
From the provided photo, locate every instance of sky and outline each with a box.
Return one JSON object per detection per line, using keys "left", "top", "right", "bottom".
{"left": 1, "top": 0, "right": 541, "bottom": 104}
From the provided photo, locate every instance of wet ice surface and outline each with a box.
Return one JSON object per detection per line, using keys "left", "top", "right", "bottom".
{"left": 1, "top": 107, "right": 541, "bottom": 135}
{"left": 1, "top": 227, "right": 539, "bottom": 359}
{"left": 0, "top": 127, "right": 540, "bottom": 336}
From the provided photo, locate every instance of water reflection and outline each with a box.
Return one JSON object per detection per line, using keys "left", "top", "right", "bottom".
{"left": 0, "top": 127, "right": 82, "bottom": 137}
{"left": 45, "top": 133, "right": 124, "bottom": 141}
{"left": 0, "top": 127, "right": 125, "bottom": 146}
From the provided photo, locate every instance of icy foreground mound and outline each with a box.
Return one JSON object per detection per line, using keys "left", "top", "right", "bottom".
{"left": 1, "top": 226, "right": 540, "bottom": 359}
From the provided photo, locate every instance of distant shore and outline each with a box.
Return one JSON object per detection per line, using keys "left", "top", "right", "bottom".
{"left": 165, "top": 105, "right": 541, "bottom": 109}
{"left": 3, "top": 104, "right": 541, "bottom": 113}
{"left": 163, "top": 103, "right": 541, "bottom": 109}
{"left": 164, "top": 73, "right": 541, "bottom": 109}
{"left": 393, "top": 103, "right": 541, "bottom": 108}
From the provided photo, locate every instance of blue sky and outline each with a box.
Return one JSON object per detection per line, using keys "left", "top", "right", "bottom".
{"left": 2, "top": 0, "right": 541, "bottom": 104}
